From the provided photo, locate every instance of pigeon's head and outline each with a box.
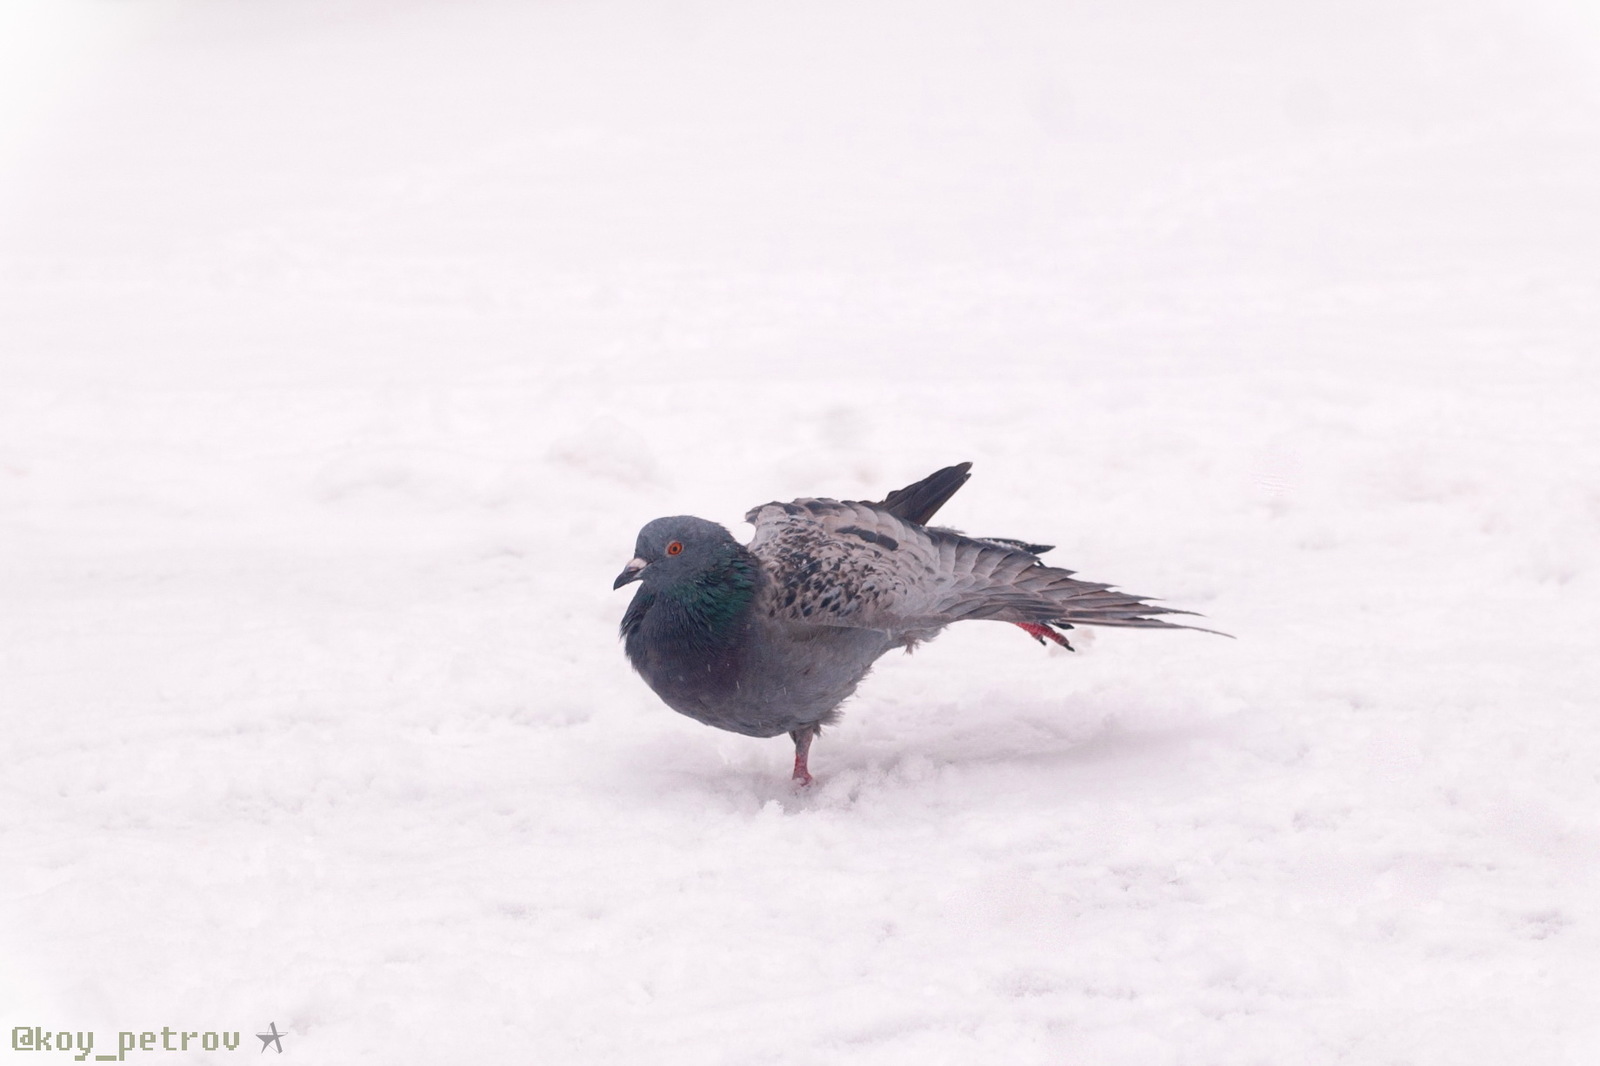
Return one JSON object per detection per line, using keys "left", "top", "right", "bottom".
{"left": 613, "top": 516, "right": 740, "bottom": 590}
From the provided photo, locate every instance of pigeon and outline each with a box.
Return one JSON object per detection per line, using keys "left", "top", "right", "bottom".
{"left": 613, "top": 462, "right": 1219, "bottom": 784}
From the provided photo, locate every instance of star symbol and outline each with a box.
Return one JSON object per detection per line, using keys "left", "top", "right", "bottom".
{"left": 257, "top": 1022, "right": 286, "bottom": 1054}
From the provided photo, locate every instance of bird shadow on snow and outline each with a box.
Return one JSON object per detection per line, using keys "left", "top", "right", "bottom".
{"left": 625, "top": 698, "right": 1225, "bottom": 813}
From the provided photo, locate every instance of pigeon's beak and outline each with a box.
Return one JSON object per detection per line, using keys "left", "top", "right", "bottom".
{"left": 612, "top": 557, "right": 648, "bottom": 589}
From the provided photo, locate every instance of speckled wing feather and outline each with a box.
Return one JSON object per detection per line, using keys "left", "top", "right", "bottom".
{"left": 744, "top": 498, "right": 1209, "bottom": 635}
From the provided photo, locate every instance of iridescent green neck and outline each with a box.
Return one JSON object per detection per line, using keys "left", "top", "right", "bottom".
{"left": 662, "top": 545, "right": 758, "bottom": 634}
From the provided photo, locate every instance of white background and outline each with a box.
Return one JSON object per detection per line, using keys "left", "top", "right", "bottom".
{"left": 3, "top": 1, "right": 1599, "bottom": 1062}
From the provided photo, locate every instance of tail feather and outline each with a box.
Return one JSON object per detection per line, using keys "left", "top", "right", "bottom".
{"left": 931, "top": 529, "right": 1230, "bottom": 636}
{"left": 1042, "top": 594, "right": 1229, "bottom": 637}
{"left": 1033, "top": 575, "right": 1222, "bottom": 634}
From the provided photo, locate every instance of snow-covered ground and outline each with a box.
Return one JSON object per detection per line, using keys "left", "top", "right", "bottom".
{"left": 4, "top": 1, "right": 1599, "bottom": 1062}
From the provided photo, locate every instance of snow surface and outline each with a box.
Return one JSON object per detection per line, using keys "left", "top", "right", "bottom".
{"left": 4, "top": 1, "right": 1600, "bottom": 1062}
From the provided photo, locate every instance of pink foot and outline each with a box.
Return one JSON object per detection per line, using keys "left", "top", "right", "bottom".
{"left": 789, "top": 726, "right": 817, "bottom": 786}
{"left": 1015, "top": 622, "right": 1073, "bottom": 650}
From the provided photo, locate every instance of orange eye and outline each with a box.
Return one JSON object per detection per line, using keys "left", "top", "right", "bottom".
{"left": 666, "top": 541, "right": 684, "bottom": 556}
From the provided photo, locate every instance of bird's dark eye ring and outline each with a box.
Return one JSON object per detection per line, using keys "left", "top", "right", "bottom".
{"left": 666, "top": 541, "right": 684, "bottom": 556}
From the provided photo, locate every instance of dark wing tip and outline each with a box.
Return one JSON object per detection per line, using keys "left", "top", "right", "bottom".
{"left": 876, "top": 461, "right": 973, "bottom": 526}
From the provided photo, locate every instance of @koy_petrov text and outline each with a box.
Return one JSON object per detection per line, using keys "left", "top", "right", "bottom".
{"left": 12, "top": 1027, "right": 247, "bottom": 1059}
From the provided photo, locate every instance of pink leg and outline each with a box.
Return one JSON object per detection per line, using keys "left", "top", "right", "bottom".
{"left": 1015, "top": 622, "right": 1074, "bottom": 650}
{"left": 789, "top": 727, "right": 817, "bottom": 786}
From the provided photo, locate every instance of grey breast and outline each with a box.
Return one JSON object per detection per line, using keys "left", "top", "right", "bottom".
{"left": 726, "top": 618, "right": 899, "bottom": 736}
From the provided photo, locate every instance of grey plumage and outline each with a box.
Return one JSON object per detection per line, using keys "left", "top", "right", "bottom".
{"left": 614, "top": 462, "right": 1220, "bottom": 783}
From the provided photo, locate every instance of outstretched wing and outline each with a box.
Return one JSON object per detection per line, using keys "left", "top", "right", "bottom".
{"left": 744, "top": 497, "right": 1211, "bottom": 635}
